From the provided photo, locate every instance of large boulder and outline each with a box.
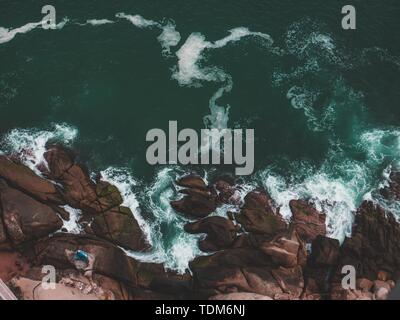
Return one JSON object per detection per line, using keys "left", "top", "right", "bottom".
{"left": 192, "top": 264, "right": 303, "bottom": 299}
{"left": 30, "top": 233, "right": 164, "bottom": 288}
{"left": 258, "top": 230, "right": 305, "bottom": 268}
{"left": 289, "top": 200, "right": 326, "bottom": 242}
{"left": 176, "top": 175, "right": 207, "bottom": 190}
{"left": 338, "top": 201, "right": 400, "bottom": 280}
{"left": 303, "top": 236, "right": 340, "bottom": 296}
{"left": 235, "top": 190, "right": 286, "bottom": 235}
{"left": 0, "top": 156, "right": 63, "bottom": 204}
{"left": 310, "top": 236, "right": 340, "bottom": 266}
{"left": 213, "top": 176, "right": 240, "bottom": 205}
{"left": 171, "top": 175, "right": 217, "bottom": 218}
{"left": 149, "top": 273, "right": 193, "bottom": 299}
{"left": 0, "top": 179, "right": 63, "bottom": 245}
{"left": 191, "top": 247, "right": 277, "bottom": 270}
{"left": 0, "top": 251, "right": 30, "bottom": 282}
{"left": 190, "top": 247, "right": 304, "bottom": 298}
{"left": 90, "top": 206, "right": 149, "bottom": 251}
{"left": 184, "top": 216, "right": 237, "bottom": 252}
{"left": 44, "top": 145, "right": 123, "bottom": 213}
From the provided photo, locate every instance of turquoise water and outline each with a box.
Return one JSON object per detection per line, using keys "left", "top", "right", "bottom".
{"left": 1, "top": 0, "right": 400, "bottom": 272}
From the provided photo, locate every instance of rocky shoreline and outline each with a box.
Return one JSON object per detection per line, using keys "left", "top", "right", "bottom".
{"left": 0, "top": 143, "right": 399, "bottom": 300}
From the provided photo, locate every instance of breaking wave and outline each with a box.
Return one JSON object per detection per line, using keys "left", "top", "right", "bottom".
{"left": 0, "top": 123, "right": 78, "bottom": 174}
{"left": 60, "top": 205, "right": 83, "bottom": 234}
{"left": 100, "top": 166, "right": 152, "bottom": 246}
{"left": 140, "top": 167, "right": 205, "bottom": 273}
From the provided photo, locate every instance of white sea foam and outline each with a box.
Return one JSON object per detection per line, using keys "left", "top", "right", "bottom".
{"left": 116, "top": 13, "right": 159, "bottom": 29}
{"left": 173, "top": 28, "right": 272, "bottom": 86}
{"left": 359, "top": 129, "right": 400, "bottom": 165}
{"left": 157, "top": 21, "right": 181, "bottom": 55}
{"left": 86, "top": 19, "right": 114, "bottom": 26}
{"left": 0, "top": 18, "right": 69, "bottom": 45}
{"left": 60, "top": 205, "right": 83, "bottom": 234}
{"left": 142, "top": 167, "right": 204, "bottom": 273}
{"left": 120, "top": 167, "right": 205, "bottom": 273}
{"left": 258, "top": 156, "right": 370, "bottom": 243}
{"left": 0, "top": 22, "right": 41, "bottom": 44}
{"left": 173, "top": 28, "right": 272, "bottom": 129}
{"left": 1, "top": 123, "right": 78, "bottom": 174}
{"left": 358, "top": 129, "right": 400, "bottom": 219}
{"left": 116, "top": 13, "right": 181, "bottom": 57}
{"left": 100, "top": 166, "right": 152, "bottom": 245}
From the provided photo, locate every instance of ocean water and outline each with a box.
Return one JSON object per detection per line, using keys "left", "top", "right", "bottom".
{"left": 1, "top": 0, "right": 400, "bottom": 273}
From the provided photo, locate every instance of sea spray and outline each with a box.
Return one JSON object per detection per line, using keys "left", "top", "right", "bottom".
{"left": 1, "top": 123, "right": 78, "bottom": 174}
{"left": 60, "top": 205, "right": 83, "bottom": 234}
{"left": 258, "top": 160, "right": 367, "bottom": 242}
{"left": 142, "top": 167, "right": 205, "bottom": 273}
{"left": 100, "top": 166, "right": 152, "bottom": 245}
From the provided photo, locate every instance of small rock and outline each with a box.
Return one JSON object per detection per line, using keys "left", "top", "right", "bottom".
{"left": 375, "top": 287, "right": 390, "bottom": 300}
{"left": 356, "top": 278, "right": 374, "bottom": 292}
{"left": 377, "top": 270, "right": 390, "bottom": 281}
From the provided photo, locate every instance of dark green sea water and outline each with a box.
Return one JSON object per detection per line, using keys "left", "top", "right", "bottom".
{"left": 1, "top": 0, "right": 400, "bottom": 272}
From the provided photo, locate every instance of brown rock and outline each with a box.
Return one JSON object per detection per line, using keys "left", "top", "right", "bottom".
{"left": 375, "top": 287, "right": 390, "bottom": 300}
{"left": 30, "top": 233, "right": 164, "bottom": 288}
{"left": 149, "top": 273, "right": 193, "bottom": 299}
{"left": 91, "top": 206, "right": 149, "bottom": 251}
{"left": 209, "top": 292, "right": 272, "bottom": 300}
{"left": 310, "top": 236, "right": 340, "bottom": 266}
{"left": 0, "top": 213, "right": 7, "bottom": 244}
{"left": 339, "top": 201, "right": 400, "bottom": 280}
{"left": 271, "top": 266, "right": 304, "bottom": 298}
{"left": 44, "top": 145, "right": 123, "bottom": 213}
{"left": 236, "top": 190, "right": 286, "bottom": 235}
{"left": 357, "top": 278, "right": 374, "bottom": 292}
{"left": 95, "top": 180, "right": 123, "bottom": 210}
{"left": 190, "top": 246, "right": 304, "bottom": 299}
{"left": 213, "top": 177, "right": 239, "bottom": 205}
{"left": 0, "top": 156, "right": 63, "bottom": 204}
{"left": 184, "top": 216, "right": 237, "bottom": 252}
{"left": 176, "top": 175, "right": 207, "bottom": 190}
{"left": 330, "top": 284, "right": 373, "bottom": 300}
{"left": 171, "top": 188, "right": 217, "bottom": 218}
{"left": 0, "top": 179, "right": 63, "bottom": 245}
{"left": 377, "top": 270, "right": 390, "bottom": 281}
{"left": 190, "top": 248, "right": 274, "bottom": 270}
{"left": 43, "top": 144, "right": 75, "bottom": 178}
{"left": 373, "top": 280, "right": 391, "bottom": 292}
{"left": 0, "top": 251, "right": 30, "bottom": 282}
{"left": 258, "top": 231, "right": 301, "bottom": 268}
{"left": 289, "top": 200, "right": 326, "bottom": 242}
